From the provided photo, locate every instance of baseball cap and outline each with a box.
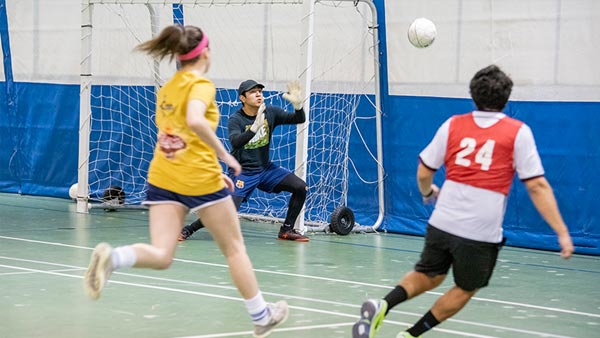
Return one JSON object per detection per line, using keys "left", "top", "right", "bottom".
{"left": 238, "top": 79, "right": 265, "bottom": 96}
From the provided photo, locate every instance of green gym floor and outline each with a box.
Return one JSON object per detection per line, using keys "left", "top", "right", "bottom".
{"left": 0, "top": 193, "right": 599, "bottom": 338}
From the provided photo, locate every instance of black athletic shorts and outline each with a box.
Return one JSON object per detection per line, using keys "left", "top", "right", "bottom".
{"left": 415, "top": 224, "right": 504, "bottom": 291}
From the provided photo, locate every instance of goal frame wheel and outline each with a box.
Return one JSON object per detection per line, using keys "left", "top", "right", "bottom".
{"left": 329, "top": 205, "right": 355, "bottom": 235}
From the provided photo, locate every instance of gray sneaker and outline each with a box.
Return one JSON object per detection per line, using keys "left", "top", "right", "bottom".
{"left": 84, "top": 242, "right": 113, "bottom": 300}
{"left": 352, "top": 299, "right": 388, "bottom": 338}
{"left": 253, "top": 300, "right": 289, "bottom": 338}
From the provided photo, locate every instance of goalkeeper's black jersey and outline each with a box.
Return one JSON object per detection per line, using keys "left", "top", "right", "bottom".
{"left": 228, "top": 106, "right": 305, "bottom": 173}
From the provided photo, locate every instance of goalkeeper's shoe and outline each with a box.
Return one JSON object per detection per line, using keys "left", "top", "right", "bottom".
{"left": 352, "top": 299, "right": 388, "bottom": 338}
{"left": 253, "top": 300, "right": 289, "bottom": 338}
{"left": 84, "top": 242, "right": 113, "bottom": 300}
{"left": 397, "top": 332, "right": 421, "bottom": 338}
{"left": 278, "top": 229, "right": 309, "bottom": 242}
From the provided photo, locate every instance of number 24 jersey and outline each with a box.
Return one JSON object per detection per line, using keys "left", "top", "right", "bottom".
{"left": 419, "top": 111, "right": 544, "bottom": 243}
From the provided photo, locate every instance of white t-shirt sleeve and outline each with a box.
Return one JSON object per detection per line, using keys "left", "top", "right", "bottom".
{"left": 419, "top": 118, "right": 451, "bottom": 170}
{"left": 514, "top": 124, "right": 545, "bottom": 180}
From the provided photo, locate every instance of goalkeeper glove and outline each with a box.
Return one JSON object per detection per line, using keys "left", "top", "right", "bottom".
{"left": 282, "top": 81, "right": 304, "bottom": 110}
{"left": 250, "top": 103, "right": 266, "bottom": 133}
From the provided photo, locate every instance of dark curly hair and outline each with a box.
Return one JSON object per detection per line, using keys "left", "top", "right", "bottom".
{"left": 469, "top": 65, "right": 513, "bottom": 112}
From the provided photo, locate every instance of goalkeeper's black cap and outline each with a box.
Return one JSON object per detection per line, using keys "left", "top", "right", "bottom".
{"left": 238, "top": 79, "right": 264, "bottom": 96}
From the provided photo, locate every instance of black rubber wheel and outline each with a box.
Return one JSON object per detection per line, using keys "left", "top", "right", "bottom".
{"left": 329, "top": 206, "right": 355, "bottom": 235}
{"left": 102, "top": 186, "right": 125, "bottom": 212}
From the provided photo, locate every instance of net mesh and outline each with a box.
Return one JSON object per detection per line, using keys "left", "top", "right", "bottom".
{"left": 85, "top": 1, "right": 379, "bottom": 224}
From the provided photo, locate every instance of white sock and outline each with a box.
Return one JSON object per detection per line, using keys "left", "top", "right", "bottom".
{"left": 244, "top": 291, "right": 270, "bottom": 326}
{"left": 110, "top": 246, "right": 137, "bottom": 270}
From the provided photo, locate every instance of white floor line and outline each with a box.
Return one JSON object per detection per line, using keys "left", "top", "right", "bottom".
{"left": 174, "top": 323, "right": 504, "bottom": 338}
{"left": 0, "top": 259, "right": 577, "bottom": 338}
{"left": 2, "top": 236, "right": 597, "bottom": 319}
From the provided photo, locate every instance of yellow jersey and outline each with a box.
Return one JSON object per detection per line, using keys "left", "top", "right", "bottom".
{"left": 147, "top": 71, "right": 225, "bottom": 195}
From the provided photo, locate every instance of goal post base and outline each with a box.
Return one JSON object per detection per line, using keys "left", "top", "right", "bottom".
{"left": 238, "top": 213, "right": 377, "bottom": 235}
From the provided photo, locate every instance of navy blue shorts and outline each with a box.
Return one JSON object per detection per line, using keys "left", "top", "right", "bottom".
{"left": 229, "top": 163, "right": 292, "bottom": 199}
{"left": 142, "top": 184, "right": 231, "bottom": 214}
{"left": 415, "top": 224, "right": 503, "bottom": 291}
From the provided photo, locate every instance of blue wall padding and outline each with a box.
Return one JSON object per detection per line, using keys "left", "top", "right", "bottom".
{"left": 0, "top": 82, "right": 79, "bottom": 196}
{"left": 346, "top": 96, "right": 381, "bottom": 226}
{"left": 0, "top": 80, "right": 17, "bottom": 192}
{"left": 0, "top": 82, "right": 598, "bottom": 255}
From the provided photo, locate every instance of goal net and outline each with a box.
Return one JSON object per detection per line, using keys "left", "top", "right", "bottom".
{"left": 78, "top": 0, "right": 382, "bottom": 229}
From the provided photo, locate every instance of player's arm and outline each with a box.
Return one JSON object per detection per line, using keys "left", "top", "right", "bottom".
{"left": 228, "top": 113, "right": 257, "bottom": 150}
{"left": 187, "top": 99, "right": 241, "bottom": 175}
{"left": 417, "top": 160, "right": 439, "bottom": 204}
{"left": 524, "top": 177, "right": 573, "bottom": 259}
{"left": 273, "top": 106, "right": 305, "bottom": 125}
{"left": 515, "top": 125, "right": 573, "bottom": 259}
{"left": 417, "top": 161, "right": 436, "bottom": 196}
{"left": 416, "top": 118, "right": 449, "bottom": 204}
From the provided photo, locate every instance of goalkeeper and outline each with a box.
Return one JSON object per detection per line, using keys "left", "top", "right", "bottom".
{"left": 179, "top": 79, "right": 310, "bottom": 242}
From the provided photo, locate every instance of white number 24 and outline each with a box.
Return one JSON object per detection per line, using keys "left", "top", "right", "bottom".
{"left": 455, "top": 138, "right": 496, "bottom": 171}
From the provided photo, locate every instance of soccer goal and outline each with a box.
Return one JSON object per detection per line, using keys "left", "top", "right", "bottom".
{"left": 77, "top": 0, "right": 384, "bottom": 234}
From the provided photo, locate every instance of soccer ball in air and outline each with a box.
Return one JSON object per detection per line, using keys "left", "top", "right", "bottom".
{"left": 408, "top": 18, "right": 437, "bottom": 48}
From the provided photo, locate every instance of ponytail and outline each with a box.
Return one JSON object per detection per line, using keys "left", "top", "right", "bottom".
{"left": 136, "top": 24, "right": 205, "bottom": 63}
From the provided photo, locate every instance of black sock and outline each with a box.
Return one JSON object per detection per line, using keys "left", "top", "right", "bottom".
{"left": 280, "top": 224, "right": 293, "bottom": 232}
{"left": 187, "top": 219, "right": 204, "bottom": 233}
{"left": 383, "top": 285, "right": 408, "bottom": 315}
{"left": 407, "top": 311, "right": 440, "bottom": 336}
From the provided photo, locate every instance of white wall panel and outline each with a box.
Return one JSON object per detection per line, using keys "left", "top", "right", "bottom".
{"left": 7, "top": 0, "right": 80, "bottom": 83}
{"left": 385, "top": 0, "right": 600, "bottom": 101}
{"left": 3, "top": 0, "right": 598, "bottom": 100}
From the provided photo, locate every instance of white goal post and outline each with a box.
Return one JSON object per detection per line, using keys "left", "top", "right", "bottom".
{"left": 77, "top": 0, "right": 385, "bottom": 233}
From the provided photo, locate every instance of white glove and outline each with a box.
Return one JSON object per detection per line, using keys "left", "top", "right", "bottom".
{"left": 422, "top": 184, "right": 440, "bottom": 205}
{"left": 282, "top": 81, "right": 304, "bottom": 110}
{"left": 250, "top": 103, "right": 266, "bottom": 133}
